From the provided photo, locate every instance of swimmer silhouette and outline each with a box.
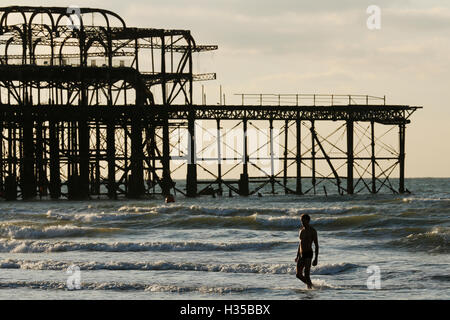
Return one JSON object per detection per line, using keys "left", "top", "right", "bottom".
{"left": 295, "top": 214, "right": 319, "bottom": 289}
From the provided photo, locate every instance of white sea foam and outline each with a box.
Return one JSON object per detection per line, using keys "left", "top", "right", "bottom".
{"left": 389, "top": 227, "right": 450, "bottom": 253}
{"left": 0, "top": 224, "right": 112, "bottom": 239}
{"left": 0, "top": 239, "right": 291, "bottom": 253}
{"left": 402, "top": 197, "right": 450, "bottom": 203}
{"left": 313, "top": 263, "right": 359, "bottom": 275}
{"left": 288, "top": 207, "right": 349, "bottom": 215}
{"left": 310, "top": 279, "right": 343, "bottom": 289}
{"left": 254, "top": 214, "right": 301, "bottom": 228}
{"left": 278, "top": 279, "right": 343, "bottom": 291}
{"left": 0, "top": 259, "right": 359, "bottom": 276}
{"left": 116, "top": 203, "right": 351, "bottom": 217}
{"left": 74, "top": 212, "right": 156, "bottom": 223}
{"left": 0, "top": 280, "right": 264, "bottom": 293}
{"left": 46, "top": 210, "right": 157, "bottom": 223}
{"left": 117, "top": 205, "right": 157, "bottom": 213}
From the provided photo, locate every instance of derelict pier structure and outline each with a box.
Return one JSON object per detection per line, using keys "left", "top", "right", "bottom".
{"left": 0, "top": 6, "right": 420, "bottom": 200}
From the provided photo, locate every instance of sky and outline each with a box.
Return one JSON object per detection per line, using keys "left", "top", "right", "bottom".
{"left": 4, "top": 0, "right": 450, "bottom": 177}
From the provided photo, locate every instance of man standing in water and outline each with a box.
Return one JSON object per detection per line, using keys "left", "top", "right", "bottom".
{"left": 295, "top": 214, "right": 319, "bottom": 289}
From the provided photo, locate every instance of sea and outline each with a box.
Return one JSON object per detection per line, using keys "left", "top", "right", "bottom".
{"left": 0, "top": 178, "right": 448, "bottom": 300}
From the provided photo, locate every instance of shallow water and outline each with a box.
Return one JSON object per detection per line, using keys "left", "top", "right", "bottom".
{"left": 0, "top": 178, "right": 448, "bottom": 300}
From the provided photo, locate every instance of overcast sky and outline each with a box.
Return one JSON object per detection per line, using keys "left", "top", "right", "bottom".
{"left": 6, "top": 0, "right": 450, "bottom": 177}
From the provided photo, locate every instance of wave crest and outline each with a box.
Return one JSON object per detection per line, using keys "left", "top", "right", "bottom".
{"left": 0, "top": 239, "right": 291, "bottom": 253}
{"left": 387, "top": 227, "right": 450, "bottom": 254}
{"left": 0, "top": 259, "right": 359, "bottom": 276}
{"left": 0, "top": 224, "right": 118, "bottom": 239}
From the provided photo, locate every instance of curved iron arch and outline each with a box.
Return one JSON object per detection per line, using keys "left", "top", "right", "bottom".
{"left": 0, "top": 6, "right": 28, "bottom": 29}
{"left": 84, "top": 37, "right": 109, "bottom": 64}
{"left": 28, "top": 8, "right": 56, "bottom": 31}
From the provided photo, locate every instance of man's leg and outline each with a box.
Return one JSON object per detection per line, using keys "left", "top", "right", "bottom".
{"left": 296, "top": 259, "right": 308, "bottom": 285}
{"left": 304, "top": 258, "right": 313, "bottom": 289}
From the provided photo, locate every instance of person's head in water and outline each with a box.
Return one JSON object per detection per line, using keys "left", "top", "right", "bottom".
{"left": 301, "top": 214, "right": 311, "bottom": 227}
{"left": 165, "top": 194, "right": 175, "bottom": 203}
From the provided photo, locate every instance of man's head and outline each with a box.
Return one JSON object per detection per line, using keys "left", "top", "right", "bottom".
{"left": 301, "top": 214, "right": 311, "bottom": 227}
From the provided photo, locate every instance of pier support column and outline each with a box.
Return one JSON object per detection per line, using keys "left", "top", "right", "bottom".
{"left": 78, "top": 120, "right": 90, "bottom": 199}
{"left": 160, "top": 36, "right": 173, "bottom": 197}
{"left": 4, "top": 175, "right": 17, "bottom": 201}
{"left": 311, "top": 120, "right": 316, "bottom": 195}
{"left": 129, "top": 79, "right": 145, "bottom": 199}
{"left": 399, "top": 123, "right": 406, "bottom": 194}
{"left": 216, "top": 119, "right": 223, "bottom": 195}
{"left": 296, "top": 119, "right": 302, "bottom": 195}
{"left": 21, "top": 113, "right": 36, "bottom": 199}
{"left": 35, "top": 121, "right": 46, "bottom": 197}
{"left": 148, "top": 125, "right": 157, "bottom": 194}
{"left": 107, "top": 122, "right": 117, "bottom": 199}
{"left": 49, "top": 121, "right": 61, "bottom": 199}
{"left": 371, "top": 121, "right": 376, "bottom": 194}
{"left": 283, "top": 120, "right": 288, "bottom": 193}
{"left": 239, "top": 118, "right": 249, "bottom": 196}
{"left": 0, "top": 121, "right": 2, "bottom": 195}
{"left": 186, "top": 111, "right": 197, "bottom": 197}
{"left": 5, "top": 123, "right": 17, "bottom": 200}
{"left": 269, "top": 119, "right": 275, "bottom": 194}
{"left": 93, "top": 122, "right": 101, "bottom": 195}
{"left": 77, "top": 80, "right": 90, "bottom": 200}
{"left": 129, "top": 118, "right": 145, "bottom": 198}
{"left": 346, "top": 120, "right": 354, "bottom": 195}
{"left": 161, "top": 116, "right": 172, "bottom": 197}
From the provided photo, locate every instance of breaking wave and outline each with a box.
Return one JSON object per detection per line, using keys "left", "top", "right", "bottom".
{"left": 0, "top": 259, "right": 359, "bottom": 275}
{"left": 0, "top": 239, "right": 291, "bottom": 253}
{"left": 386, "top": 227, "right": 450, "bottom": 254}
{"left": 0, "top": 279, "right": 343, "bottom": 292}
{"left": 0, "top": 224, "right": 120, "bottom": 239}
{"left": 0, "top": 281, "right": 260, "bottom": 294}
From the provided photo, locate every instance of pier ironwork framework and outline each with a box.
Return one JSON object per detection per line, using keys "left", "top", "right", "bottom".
{"left": 0, "top": 6, "right": 420, "bottom": 200}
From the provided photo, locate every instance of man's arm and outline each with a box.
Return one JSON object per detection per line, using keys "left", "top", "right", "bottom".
{"left": 295, "top": 230, "right": 303, "bottom": 262}
{"left": 312, "top": 229, "right": 319, "bottom": 266}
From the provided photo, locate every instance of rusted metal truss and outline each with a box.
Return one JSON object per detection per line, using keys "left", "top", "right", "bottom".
{"left": 0, "top": 6, "right": 420, "bottom": 200}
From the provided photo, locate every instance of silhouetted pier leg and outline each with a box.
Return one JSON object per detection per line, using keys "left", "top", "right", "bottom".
{"left": 346, "top": 120, "right": 354, "bottom": 195}
{"left": 269, "top": 119, "right": 275, "bottom": 194}
{"left": 49, "top": 121, "right": 61, "bottom": 199}
{"left": 67, "top": 122, "right": 73, "bottom": 182}
{"left": 21, "top": 114, "right": 36, "bottom": 199}
{"left": 35, "top": 121, "right": 46, "bottom": 197}
{"left": 371, "top": 121, "right": 376, "bottom": 193}
{"left": 78, "top": 120, "right": 90, "bottom": 199}
{"left": 216, "top": 119, "right": 222, "bottom": 195}
{"left": 296, "top": 119, "right": 303, "bottom": 195}
{"left": 160, "top": 37, "right": 172, "bottom": 197}
{"left": 93, "top": 121, "right": 101, "bottom": 195}
{"left": 311, "top": 120, "right": 316, "bottom": 195}
{"left": 239, "top": 118, "right": 249, "bottom": 196}
{"left": 78, "top": 80, "right": 90, "bottom": 200}
{"left": 399, "top": 123, "right": 406, "bottom": 194}
{"left": 128, "top": 79, "right": 146, "bottom": 199}
{"left": 161, "top": 116, "right": 172, "bottom": 197}
{"left": 8, "top": 126, "right": 16, "bottom": 179}
{"left": 186, "top": 111, "right": 197, "bottom": 197}
{"left": 0, "top": 122, "right": 2, "bottom": 195}
{"left": 283, "top": 120, "right": 288, "bottom": 194}
{"left": 149, "top": 125, "right": 156, "bottom": 194}
{"left": 129, "top": 118, "right": 145, "bottom": 198}
{"left": 186, "top": 36, "right": 197, "bottom": 197}
{"left": 4, "top": 175, "right": 17, "bottom": 201}
{"left": 107, "top": 123, "right": 116, "bottom": 199}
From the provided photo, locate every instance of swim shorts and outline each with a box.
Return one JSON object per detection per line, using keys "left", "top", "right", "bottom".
{"left": 300, "top": 250, "right": 313, "bottom": 259}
